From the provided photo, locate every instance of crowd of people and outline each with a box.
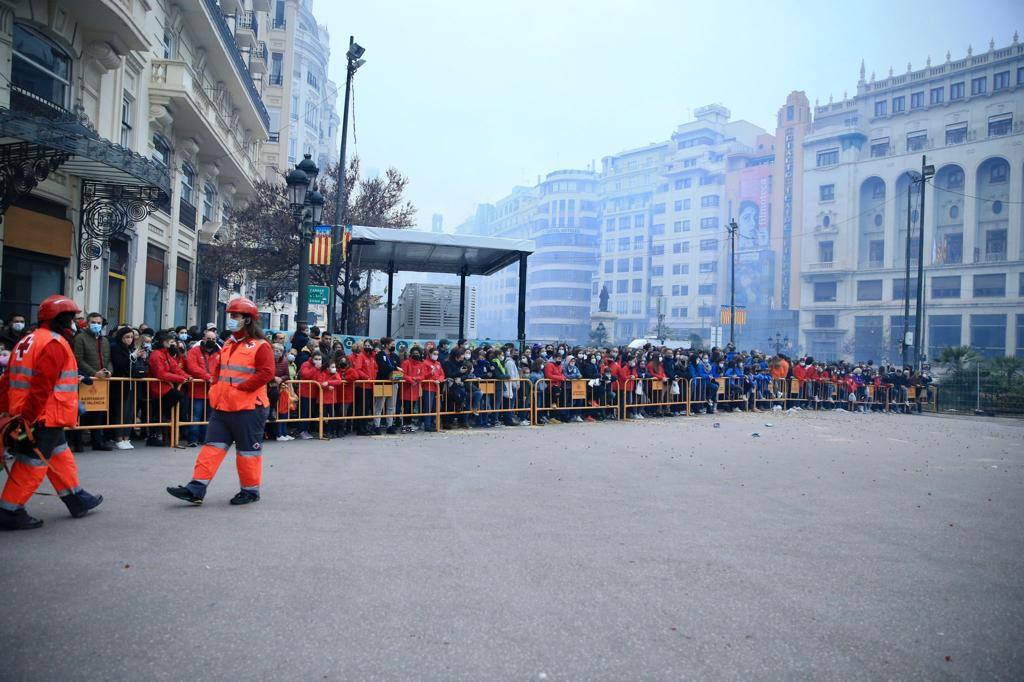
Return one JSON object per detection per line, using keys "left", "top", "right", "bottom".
{"left": 0, "top": 313, "right": 937, "bottom": 448}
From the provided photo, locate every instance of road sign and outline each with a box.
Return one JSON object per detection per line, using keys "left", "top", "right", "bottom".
{"left": 308, "top": 285, "right": 329, "bottom": 305}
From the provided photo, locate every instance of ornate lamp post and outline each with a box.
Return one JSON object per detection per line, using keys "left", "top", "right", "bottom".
{"left": 286, "top": 154, "right": 323, "bottom": 326}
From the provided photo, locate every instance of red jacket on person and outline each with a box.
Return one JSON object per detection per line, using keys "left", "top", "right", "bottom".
{"left": 400, "top": 357, "right": 427, "bottom": 402}
{"left": 298, "top": 360, "right": 331, "bottom": 401}
{"left": 421, "top": 358, "right": 443, "bottom": 393}
{"left": 184, "top": 344, "right": 220, "bottom": 400}
{"left": 614, "top": 363, "right": 636, "bottom": 392}
{"left": 792, "top": 363, "right": 807, "bottom": 383}
{"left": 147, "top": 348, "right": 188, "bottom": 397}
{"left": 543, "top": 360, "right": 565, "bottom": 388}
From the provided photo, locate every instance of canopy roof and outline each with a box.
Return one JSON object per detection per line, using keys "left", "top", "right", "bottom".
{"left": 347, "top": 226, "right": 534, "bottom": 276}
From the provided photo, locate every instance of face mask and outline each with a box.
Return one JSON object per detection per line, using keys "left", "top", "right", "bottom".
{"left": 329, "top": 367, "right": 337, "bottom": 373}
{"left": 143, "top": 342, "right": 152, "bottom": 350}
{"left": 204, "top": 340, "right": 218, "bottom": 351}
{"left": 412, "top": 354, "right": 421, "bottom": 361}
{"left": 629, "top": 361, "right": 636, "bottom": 367}
{"left": 313, "top": 360, "right": 322, "bottom": 368}
{"left": 168, "top": 345, "right": 179, "bottom": 355}
{"left": 430, "top": 354, "right": 439, "bottom": 361}
{"left": 286, "top": 354, "right": 296, "bottom": 362}
{"left": 89, "top": 323, "right": 102, "bottom": 334}
{"left": 12, "top": 322, "right": 24, "bottom": 332}
{"left": 0, "top": 354, "right": 9, "bottom": 366}
{"left": 225, "top": 318, "right": 241, "bottom": 332}
{"left": 178, "top": 332, "right": 189, "bottom": 341}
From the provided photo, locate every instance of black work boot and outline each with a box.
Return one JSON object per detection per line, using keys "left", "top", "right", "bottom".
{"left": 229, "top": 490, "right": 259, "bottom": 505}
{"left": 63, "top": 490, "right": 104, "bottom": 518}
{"left": 0, "top": 508, "right": 44, "bottom": 530}
{"left": 166, "top": 481, "right": 205, "bottom": 505}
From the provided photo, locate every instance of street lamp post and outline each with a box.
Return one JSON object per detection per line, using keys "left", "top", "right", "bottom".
{"left": 727, "top": 218, "right": 738, "bottom": 346}
{"left": 331, "top": 36, "right": 366, "bottom": 334}
{"left": 286, "top": 154, "right": 323, "bottom": 327}
{"left": 913, "top": 156, "right": 935, "bottom": 370}
{"left": 768, "top": 332, "right": 789, "bottom": 356}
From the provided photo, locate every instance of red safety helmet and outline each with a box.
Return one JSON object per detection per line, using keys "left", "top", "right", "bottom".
{"left": 225, "top": 297, "right": 259, "bottom": 317}
{"left": 37, "top": 295, "right": 81, "bottom": 323}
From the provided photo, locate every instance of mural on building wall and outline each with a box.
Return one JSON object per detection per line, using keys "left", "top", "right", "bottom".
{"left": 731, "top": 165, "right": 775, "bottom": 309}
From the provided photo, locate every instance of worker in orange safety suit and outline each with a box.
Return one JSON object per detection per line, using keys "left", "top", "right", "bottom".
{"left": 166, "top": 297, "right": 275, "bottom": 505}
{"left": 0, "top": 295, "right": 103, "bottom": 530}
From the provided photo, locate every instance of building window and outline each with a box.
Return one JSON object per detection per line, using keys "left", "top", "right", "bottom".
{"left": 674, "top": 200, "right": 683, "bottom": 211}
{"left": 604, "top": 261, "right": 613, "bottom": 274}
{"left": 930, "top": 87, "right": 944, "bottom": 105}
{"left": 180, "top": 164, "right": 195, "bottom": 205}
{"left": 819, "top": 184, "right": 835, "bottom": 202}
{"left": 672, "top": 307, "right": 688, "bottom": 318}
{"left": 615, "top": 280, "right": 628, "bottom": 294}
{"left": 814, "top": 314, "right": 836, "bottom": 328}
{"left": 990, "top": 162, "right": 1008, "bottom": 184}
{"left": 970, "top": 314, "right": 1006, "bottom": 358}
{"left": 870, "top": 139, "right": 890, "bottom": 157}
{"left": 1018, "top": 66, "right": 1024, "bottom": 86}
{"left": 970, "top": 76, "right": 986, "bottom": 96}
{"left": 119, "top": 95, "right": 134, "bottom": 148}
{"left": 892, "top": 278, "right": 918, "bottom": 300}
{"left": 973, "top": 273, "right": 1005, "bottom": 297}
{"left": 906, "top": 131, "right": 926, "bottom": 152}
{"left": 202, "top": 183, "right": 217, "bottom": 223}
{"left": 816, "top": 149, "right": 839, "bottom": 167}
{"left": 818, "top": 241, "right": 833, "bottom": 263}
{"left": 672, "top": 265, "right": 689, "bottom": 276}
{"left": 633, "top": 257, "right": 643, "bottom": 271}
{"left": 651, "top": 244, "right": 665, "bottom": 256}
{"left": 699, "top": 238, "right": 718, "bottom": 251}
{"left": 994, "top": 71, "right": 1010, "bottom": 90}
{"left": 857, "top": 279, "right": 883, "bottom": 301}
{"left": 699, "top": 261, "right": 717, "bottom": 273}
{"left": 945, "top": 123, "right": 967, "bottom": 145}
{"left": 633, "top": 236, "right": 643, "bottom": 250}
{"left": 634, "top": 214, "right": 644, "bottom": 228}
{"left": 950, "top": 82, "right": 965, "bottom": 100}
{"left": 699, "top": 217, "right": 719, "bottom": 230}
{"left": 910, "top": 91, "right": 924, "bottom": 109}
{"left": 651, "top": 266, "right": 664, "bottom": 277}
{"left": 674, "top": 179, "right": 685, "bottom": 190}
{"left": 892, "top": 96, "right": 905, "bottom": 113}
{"left": 874, "top": 100, "right": 887, "bottom": 117}
{"left": 988, "top": 113, "right": 1012, "bottom": 137}
{"left": 928, "top": 315, "right": 961, "bottom": 359}
{"left": 306, "top": 71, "right": 319, "bottom": 91}
{"left": 618, "top": 237, "right": 629, "bottom": 251}
{"left": 174, "top": 257, "right": 190, "bottom": 327}
{"left": 672, "top": 285, "right": 689, "bottom": 296}
{"left": 605, "top": 239, "right": 614, "bottom": 253}
{"left": 152, "top": 134, "right": 171, "bottom": 167}
{"left": 145, "top": 244, "right": 166, "bottom": 326}
{"left": 698, "top": 283, "right": 716, "bottom": 295}
{"left": 931, "top": 275, "right": 961, "bottom": 299}
{"left": 632, "top": 279, "right": 642, "bottom": 293}
{"left": 618, "top": 217, "right": 630, "bottom": 229}
{"left": 813, "top": 281, "right": 837, "bottom": 302}
{"left": 617, "top": 258, "right": 629, "bottom": 273}
{"left": 700, "top": 195, "right": 719, "bottom": 208}
{"left": 162, "top": 29, "right": 175, "bottom": 58}
{"left": 11, "top": 24, "right": 72, "bottom": 111}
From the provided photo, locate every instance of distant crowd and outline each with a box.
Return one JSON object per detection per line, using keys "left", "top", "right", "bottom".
{"left": 0, "top": 312, "right": 935, "bottom": 448}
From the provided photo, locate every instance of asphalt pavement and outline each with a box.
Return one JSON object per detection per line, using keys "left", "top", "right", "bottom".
{"left": 1, "top": 410, "right": 1022, "bottom": 680}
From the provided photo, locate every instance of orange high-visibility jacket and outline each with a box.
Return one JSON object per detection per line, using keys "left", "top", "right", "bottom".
{"left": 209, "top": 336, "right": 271, "bottom": 411}
{"left": 7, "top": 329, "right": 80, "bottom": 427}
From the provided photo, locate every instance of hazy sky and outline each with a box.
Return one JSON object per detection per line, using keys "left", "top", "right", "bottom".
{"left": 316, "top": 0, "right": 1021, "bottom": 231}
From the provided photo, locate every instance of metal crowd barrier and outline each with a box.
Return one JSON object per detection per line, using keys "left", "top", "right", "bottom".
{"left": 56, "top": 375, "right": 942, "bottom": 448}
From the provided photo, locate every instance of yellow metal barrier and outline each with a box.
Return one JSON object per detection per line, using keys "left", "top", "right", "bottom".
{"left": 622, "top": 377, "right": 689, "bottom": 420}
{"left": 437, "top": 378, "right": 532, "bottom": 428}
{"left": 533, "top": 377, "right": 622, "bottom": 423}
{"left": 69, "top": 376, "right": 179, "bottom": 445}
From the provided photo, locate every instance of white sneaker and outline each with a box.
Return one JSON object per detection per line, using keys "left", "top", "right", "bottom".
{"left": 574, "top": 416, "right": 584, "bottom": 423}
{"left": 298, "top": 431, "right": 313, "bottom": 440}
{"left": 634, "top": 413, "right": 645, "bottom": 420}
{"left": 518, "top": 420, "right": 531, "bottom": 426}
{"left": 114, "top": 441, "right": 132, "bottom": 450}
{"left": 279, "top": 434, "right": 294, "bottom": 441}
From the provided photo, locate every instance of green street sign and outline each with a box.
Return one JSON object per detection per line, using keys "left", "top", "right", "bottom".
{"left": 308, "top": 285, "right": 330, "bottom": 305}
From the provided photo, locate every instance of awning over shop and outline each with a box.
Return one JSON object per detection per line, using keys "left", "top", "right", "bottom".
{"left": 0, "top": 103, "right": 172, "bottom": 276}
{"left": 347, "top": 225, "right": 534, "bottom": 276}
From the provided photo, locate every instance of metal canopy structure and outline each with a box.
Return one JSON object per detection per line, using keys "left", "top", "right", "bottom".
{"left": 343, "top": 226, "right": 534, "bottom": 346}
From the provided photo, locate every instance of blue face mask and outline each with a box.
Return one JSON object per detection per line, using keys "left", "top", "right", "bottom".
{"left": 178, "top": 332, "right": 188, "bottom": 341}
{"left": 225, "top": 318, "right": 241, "bottom": 332}
{"left": 89, "top": 323, "right": 102, "bottom": 334}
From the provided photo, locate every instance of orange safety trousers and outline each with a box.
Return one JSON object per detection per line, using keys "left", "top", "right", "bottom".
{"left": 0, "top": 428, "right": 80, "bottom": 511}
{"left": 190, "top": 407, "right": 267, "bottom": 493}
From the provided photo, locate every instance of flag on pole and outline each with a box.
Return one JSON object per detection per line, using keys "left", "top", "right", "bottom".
{"left": 340, "top": 224, "right": 352, "bottom": 262}
{"left": 309, "top": 225, "right": 332, "bottom": 265}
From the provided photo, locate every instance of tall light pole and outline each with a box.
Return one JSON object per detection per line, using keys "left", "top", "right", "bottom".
{"left": 331, "top": 36, "right": 366, "bottom": 334}
{"left": 286, "top": 154, "right": 323, "bottom": 327}
{"left": 913, "top": 156, "right": 935, "bottom": 370}
{"left": 900, "top": 170, "right": 919, "bottom": 368}
{"left": 727, "top": 218, "right": 738, "bottom": 345}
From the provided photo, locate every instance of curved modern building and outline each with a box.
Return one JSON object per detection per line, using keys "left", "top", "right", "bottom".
{"left": 456, "top": 169, "right": 600, "bottom": 343}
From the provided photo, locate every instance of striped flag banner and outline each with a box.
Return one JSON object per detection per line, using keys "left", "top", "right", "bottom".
{"left": 340, "top": 224, "right": 352, "bottom": 262}
{"left": 310, "top": 225, "right": 332, "bottom": 265}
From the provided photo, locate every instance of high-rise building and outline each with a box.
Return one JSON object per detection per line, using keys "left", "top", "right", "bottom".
{"left": 595, "top": 105, "right": 769, "bottom": 344}
{"left": 0, "top": 0, "right": 271, "bottom": 327}
{"left": 799, "top": 38, "right": 1023, "bottom": 362}
{"left": 261, "top": 0, "right": 339, "bottom": 177}
{"left": 394, "top": 283, "right": 477, "bottom": 340}
{"left": 455, "top": 170, "right": 600, "bottom": 342}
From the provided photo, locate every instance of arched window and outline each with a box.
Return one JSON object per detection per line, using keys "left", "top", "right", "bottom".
{"left": 11, "top": 24, "right": 71, "bottom": 113}
{"left": 181, "top": 163, "right": 196, "bottom": 205}
{"left": 152, "top": 134, "right": 172, "bottom": 167}
{"left": 202, "top": 183, "right": 217, "bottom": 222}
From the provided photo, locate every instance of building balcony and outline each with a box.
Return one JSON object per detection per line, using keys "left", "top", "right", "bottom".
{"left": 75, "top": 0, "right": 150, "bottom": 53}
{"left": 234, "top": 10, "right": 258, "bottom": 49}
{"left": 271, "top": 17, "right": 287, "bottom": 31}
{"left": 976, "top": 250, "right": 1007, "bottom": 263}
{"left": 268, "top": 73, "right": 284, "bottom": 86}
{"left": 178, "top": 0, "right": 270, "bottom": 134}
{"left": 249, "top": 42, "right": 268, "bottom": 74}
{"left": 149, "top": 59, "right": 260, "bottom": 187}
{"left": 807, "top": 261, "right": 835, "bottom": 270}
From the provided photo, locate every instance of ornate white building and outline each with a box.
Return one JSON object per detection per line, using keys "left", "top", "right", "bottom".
{"left": 800, "top": 37, "right": 1024, "bottom": 361}
{"left": 0, "top": 0, "right": 271, "bottom": 328}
